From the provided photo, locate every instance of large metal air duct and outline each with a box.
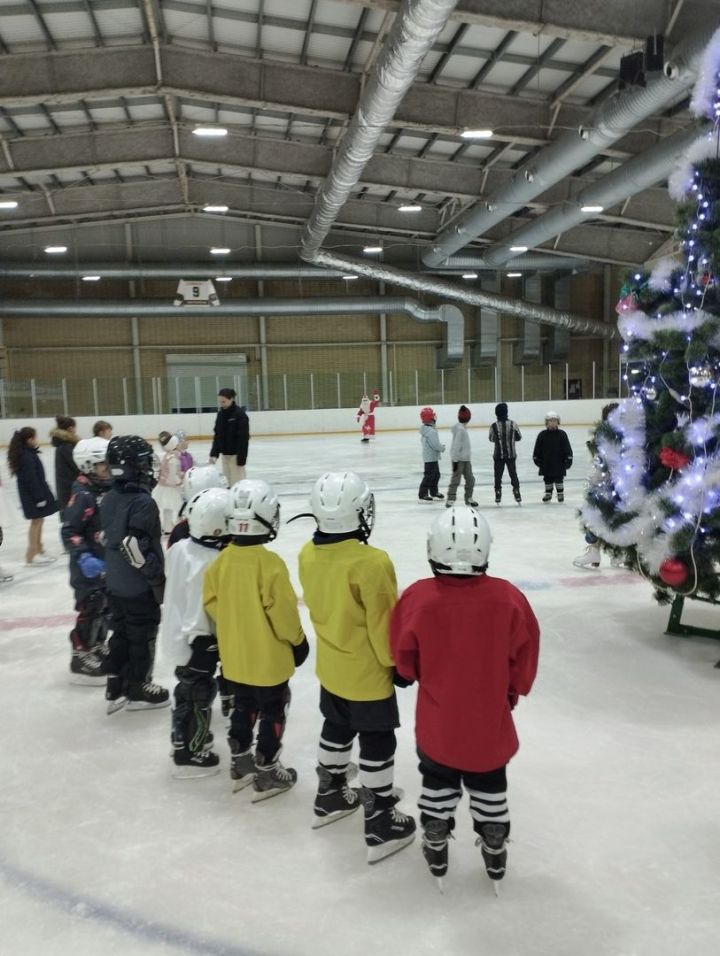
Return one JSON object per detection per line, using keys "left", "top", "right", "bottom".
{"left": 300, "top": 0, "right": 459, "bottom": 261}
{"left": 482, "top": 122, "right": 709, "bottom": 267}
{"left": 0, "top": 264, "right": 345, "bottom": 280}
{"left": 0, "top": 296, "right": 465, "bottom": 363}
{"left": 422, "top": 25, "right": 717, "bottom": 268}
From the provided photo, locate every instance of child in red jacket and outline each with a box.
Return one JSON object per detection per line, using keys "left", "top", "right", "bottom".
{"left": 390, "top": 506, "right": 539, "bottom": 889}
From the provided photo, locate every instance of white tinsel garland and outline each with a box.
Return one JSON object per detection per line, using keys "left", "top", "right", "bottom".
{"left": 617, "top": 307, "right": 718, "bottom": 343}
{"left": 648, "top": 257, "right": 680, "bottom": 292}
{"left": 668, "top": 134, "right": 720, "bottom": 201}
{"left": 689, "top": 26, "right": 720, "bottom": 118}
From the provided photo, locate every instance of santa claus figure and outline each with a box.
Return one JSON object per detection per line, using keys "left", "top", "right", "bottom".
{"left": 357, "top": 390, "right": 381, "bottom": 442}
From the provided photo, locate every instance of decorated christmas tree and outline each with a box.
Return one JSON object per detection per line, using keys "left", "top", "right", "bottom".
{"left": 579, "top": 32, "right": 720, "bottom": 603}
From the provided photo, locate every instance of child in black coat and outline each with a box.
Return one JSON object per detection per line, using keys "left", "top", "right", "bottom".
{"left": 532, "top": 411, "right": 573, "bottom": 502}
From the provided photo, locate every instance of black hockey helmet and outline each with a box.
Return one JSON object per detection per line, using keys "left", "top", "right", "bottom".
{"left": 107, "top": 435, "right": 155, "bottom": 485}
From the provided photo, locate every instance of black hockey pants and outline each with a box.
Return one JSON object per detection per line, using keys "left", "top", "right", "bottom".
{"left": 106, "top": 591, "right": 161, "bottom": 685}
{"left": 227, "top": 680, "right": 291, "bottom": 764}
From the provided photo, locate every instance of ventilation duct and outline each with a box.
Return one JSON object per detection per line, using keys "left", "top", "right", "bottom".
{"left": 472, "top": 276, "right": 500, "bottom": 366}
{"left": 422, "top": 24, "right": 716, "bottom": 268}
{"left": 514, "top": 276, "right": 543, "bottom": 365}
{"left": 0, "top": 296, "right": 465, "bottom": 363}
{"left": 300, "top": 0, "right": 460, "bottom": 261}
{"left": 545, "top": 277, "right": 572, "bottom": 363}
{"left": 434, "top": 255, "right": 588, "bottom": 273}
{"left": 482, "top": 122, "right": 709, "bottom": 268}
{"left": 0, "top": 264, "right": 345, "bottom": 280}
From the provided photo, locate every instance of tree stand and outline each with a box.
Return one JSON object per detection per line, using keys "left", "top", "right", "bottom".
{"left": 665, "top": 593, "right": 720, "bottom": 667}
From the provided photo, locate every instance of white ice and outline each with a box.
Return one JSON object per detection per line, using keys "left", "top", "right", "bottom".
{"left": 1, "top": 426, "right": 719, "bottom": 956}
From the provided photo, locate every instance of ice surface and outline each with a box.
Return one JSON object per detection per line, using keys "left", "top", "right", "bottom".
{"left": 1, "top": 426, "right": 718, "bottom": 956}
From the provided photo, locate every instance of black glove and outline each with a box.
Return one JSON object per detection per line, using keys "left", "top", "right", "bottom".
{"left": 565, "top": 458, "right": 573, "bottom": 470}
{"left": 292, "top": 636, "right": 310, "bottom": 667}
{"left": 392, "top": 668, "right": 414, "bottom": 688}
{"left": 452, "top": 461, "right": 458, "bottom": 472}
{"left": 151, "top": 582, "right": 165, "bottom": 605}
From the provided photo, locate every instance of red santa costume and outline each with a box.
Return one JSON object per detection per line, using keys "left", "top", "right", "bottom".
{"left": 357, "top": 390, "right": 381, "bottom": 442}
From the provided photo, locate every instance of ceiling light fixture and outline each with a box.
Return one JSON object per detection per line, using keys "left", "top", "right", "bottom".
{"left": 506, "top": 272, "right": 522, "bottom": 277}
{"left": 509, "top": 245, "right": 528, "bottom": 253}
{"left": 363, "top": 245, "right": 383, "bottom": 254}
{"left": 462, "top": 272, "right": 478, "bottom": 279}
{"left": 580, "top": 204, "right": 604, "bottom": 213}
{"left": 45, "top": 245, "right": 67, "bottom": 254}
{"left": 193, "top": 127, "right": 228, "bottom": 137}
{"left": 203, "top": 204, "right": 229, "bottom": 213}
{"left": 0, "top": 200, "right": 18, "bottom": 209}
{"left": 82, "top": 275, "right": 101, "bottom": 282}
{"left": 210, "top": 247, "right": 231, "bottom": 255}
{"left": 215, "top": 276, "right": 233, "bottom": 282}
{"left": 398, "top": 204, "right": 422, "bottom": 213}
{"left": 342, "top": 275, "right": 359, "bottom": 280}
{"left": 460, "top": 128, "right": 493, "bottom": 139}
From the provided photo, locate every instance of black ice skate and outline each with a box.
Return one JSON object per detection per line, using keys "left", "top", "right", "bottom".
{"left": 126, "top": 680, "right": 170, "bottom": 711}
{"left": 542, "top": 490, "right": 552, "bottom": 502}
{"left": 495, "top": 491, "right": 501, "bottom": 505}
{"left": 172, "top": 747, "right": 220, "bottom": 779}
{"left": 105, "top": 674, "right": 127, "bottom": 715}
{"left": 431, "top": 492, "right": 445, "bottom": 500}
{"left": 70, "top": 649, "right": 108, "bottom": 686}
{"left": 422, "top": 818, "right": 451, "bottom": 890}
{"left": 418, "top": 495, "right": 433, "bottom": 502}
{"left": 513, "top": 489, "right": 522, "bottom": 505}
{"left": 476, "top": 821, "right": 510, "bottom": 890}
{"left": 230, "top": 742, "right": 256, "bottom": 792}
{"left": 557, "top": 492, "right": 565, "bottom": 502}
{"left": 465, "top": 499, "right": 479, "bottom": 507}
{"left": 361, "top": 788, "right": 416, "bottom": 864}
{"left": 251, "top": 753, "right": 297, "bottom": 802}
{"left": 312, "top": 765, "right": 361, "bottom": 829}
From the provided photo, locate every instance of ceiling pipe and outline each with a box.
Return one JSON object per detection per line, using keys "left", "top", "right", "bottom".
{"left": 311, "top": 250, "right": 616, "bottom": 339}
{"left": 422, "top": 23, "right": 718, "bottom": 268}
{"left": 0, "top": 296, "right": 465, "bottom": 362}
{"left": 300, "top": 0, "right": 460, "bottom": 261}
{"left": 482, "top": 122, "right": 710, "bottom": 267}
{"left": 434, "top": 254, "right": 589, "bottom": 272}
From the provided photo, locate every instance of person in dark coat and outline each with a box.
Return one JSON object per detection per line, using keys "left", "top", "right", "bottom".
{"left": 7, "top": 426, "right": 58, "bottom": 565}
{"left": 209, "top": 388, "right": 249, "bottom": 487}
{"left": 532, "top": 411, "right": 573, "bottom": 502}
{"left": 51, "top": 415, "right": 80, "bottom": 518}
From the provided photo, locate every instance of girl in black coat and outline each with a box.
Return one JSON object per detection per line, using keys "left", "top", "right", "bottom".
{"left": 532, "top": 411, "right": 573, "bottom": 503}
{"left": 7, "top": 427, "right": 59, "bottom": 565}
{"left": 51, "top": 414, "right": 80, "bottom": 518}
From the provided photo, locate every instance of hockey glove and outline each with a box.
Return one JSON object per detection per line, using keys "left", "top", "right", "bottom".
{"left": 291, "top": 636, "right": 310, "bottom": 667}
{"left": 452, "top": 462, "right": 458, "bottom": 472}
{"left": 77, "top": 552, "right": 106, "bottom": 579}
{"left": 392, "top": 668, "right": 414, "bottom": 688}
{"left": 119, "top": 535, "right": 146, "bottom": 569}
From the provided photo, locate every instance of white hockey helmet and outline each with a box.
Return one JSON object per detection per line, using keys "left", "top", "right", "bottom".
{"left": 73, "top": 437, "right": 109, "bottom": 474}
{"left": 185, "top": 487, "right": 230, "bottom": 540}
{"left": 545, "top": 410, "right": 561, "bottom": 424}
{"left": 182, "top": 463, "right": 228, "bottom": 500}
{"left": 427, "top": 506, "right": 492, "bottom": 575}
{"left": 310, "top": 472, "right": 375, "bottom": 538}
{"left": 226, "top": 479, "right": 280, "bottom": 539}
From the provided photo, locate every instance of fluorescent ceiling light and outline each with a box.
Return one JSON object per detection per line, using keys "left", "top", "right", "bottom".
{"left": 210, "top": 247, "right": 231, "bottom": 255}
{"left": 462, "top": 272, "right": 478, "bottom": 279}
{"left": 0, "top": 200, "right": 18, "bottom": 209}
{"left": 203, "top": 204, "right": 229, "bottom": 213}
{"left": 363, "top": 245, "right": 383, "bottom": 254}
{"left": 509, "top": 245, "right": 528, "bottom": 253}
{"left": 398, "top": 204, "right": 422, "bottom": 213}
{"left": 506, "top": 272, "right": 522, "bottom": 277}
{"left": 215, "top": 276, "right": 232, "bottom": 282}
{"left": 45, "top": 245, "right": 67, "bottom": 254}
{"left": 82, "top": 275, "right": 101, "bottom": 282}
{"left": 460, "top": 129, "right": 493, "bottom": 139}
{"left": 193, "top": 127, "right": 228, "bottom": 137}
{"left": 580, "top": 204, "right": 604, "bottom": 213}
{"left": 342, "top": 275, "right": 359, "bottom": 280}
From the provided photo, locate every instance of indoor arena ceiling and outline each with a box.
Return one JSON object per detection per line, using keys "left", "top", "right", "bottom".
{"left": 0, "top": 0, "right": 718, "bottom": 275}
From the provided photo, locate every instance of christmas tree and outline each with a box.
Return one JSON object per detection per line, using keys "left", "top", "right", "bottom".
{"left": 579, "top": 32, "right": 720, "bottom": 603}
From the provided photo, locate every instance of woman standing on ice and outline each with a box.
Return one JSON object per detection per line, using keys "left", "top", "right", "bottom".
{"left": 7, "top": 426, "right": 58, "bottom": 565}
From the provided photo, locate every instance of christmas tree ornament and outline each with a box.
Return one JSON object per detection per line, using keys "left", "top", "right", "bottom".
{"left": 658, "top": 558, "right": 689, "bottom": 588}
{"left": 688, "top": 363, "right": 713, "bottom": 387}
{"left": 659, "top": 447, "right": 691, "bottom": 470}
{"left": 644, "top": 384, "right": 658, "bottom": 400}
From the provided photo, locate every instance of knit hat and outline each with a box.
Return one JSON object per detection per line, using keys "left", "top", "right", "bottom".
{"left": 420, "top": 406, "right": 436, "bottom": 424}
{"left": 458, "top": 405, "right": 471, "bottom": 423}
{"left": 494, "top": 402, "right": 508, "bottom": 421}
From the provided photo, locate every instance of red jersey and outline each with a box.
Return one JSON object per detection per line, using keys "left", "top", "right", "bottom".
{"left": 390, "top": 574, "right": 539, "bottom": 772}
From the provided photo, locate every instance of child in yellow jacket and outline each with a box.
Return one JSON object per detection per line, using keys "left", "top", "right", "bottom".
{"left": 204, "top": 479, "right": 308, "bottom": 801}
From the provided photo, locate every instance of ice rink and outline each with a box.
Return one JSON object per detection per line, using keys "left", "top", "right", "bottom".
{"left": 1, "top": 424, "right": 718, "bottom": 956}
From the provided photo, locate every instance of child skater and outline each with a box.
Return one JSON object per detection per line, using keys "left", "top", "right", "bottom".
{"left": 153, "top": 431, "right": 185, "bottom": 533}
{"left": 446, "top": 405, "right": 477, "bottom": 507}
{"left": 418, "top": 407, "right": 445, "bottom": 502}
{"left": 62, "top": 437, "right": 112, "bottom": 684}
{"left": 489, "top": 402, "right": 522, "bottom": 505}
{"left": 159, "top": 486, "right": 230, "bottom": 777}
{"left": 390, "top": 506, "right": 539, "bottom": 890}
{"left": 203, "top": 479, "right": 309, "bottom": 800}
{"left": 298, "top": 472, "right": 416, "bottom": 863}
{"left": 532, "top": 411, "right": 573, "bottom": 502}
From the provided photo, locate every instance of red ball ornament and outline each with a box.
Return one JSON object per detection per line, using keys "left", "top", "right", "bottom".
{"left": 658, "top": 558, "right": 689, "bottom": 587}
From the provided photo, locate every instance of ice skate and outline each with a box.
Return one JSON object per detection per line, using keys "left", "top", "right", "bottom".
{"left": 312, "top": 765, "right": 361, "bottom": 828}
{"left": 361, "top": 788, "right": 416, "bottom": 864}
{"left": 418, "top": 495, "right": 433, "bottom": 502}
{"left": 513, "top": 489, "right": 522, "bottom": 505}
{"left": 557, "top": 492, "right": 565, "bottom": 503}
{"left": 230, "top": 743, "right": 256, "bottom": 792}
{"left": 422, "top": 818, "right": 451, "bottom": 890}
{"left": 542, "top": 491, "right": 552, "bottom": 502}
{"left": 476, "top": 822, "right": 509, "bottom": 884}
{"left": 573, "top": 544, "right": 601, "bottom": 569}
{"left": 494, "top": 491, "right": 501, "bottom": 505}
{"left": 172, "top": 747, "right": 221, "bottom": 779}
{"left": 251, "top": 753, "right": 297, "bottom": 802}
{"left": 69, "top": 649, "right": 108, "bottom": 686}
{"left": 105, "top": 674, "right": 127, "bottom": 715}
{"left": 431, "top": 493, "right": 445, "bottom": 500}
{"left": 126, "top": 680, "right": 170, "bottom": 711}
{"left": 465, "top": 499, "right": 479, "bottom": 507}
{"left": 25, "top": 554, "right": 57, "bottom": 567}
{"left": 0, "top": 570, "right": 14, "bottom": 584}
